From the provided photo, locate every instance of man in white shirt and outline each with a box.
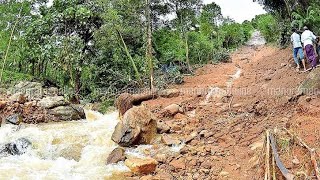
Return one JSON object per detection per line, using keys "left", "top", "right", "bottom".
{"left": 301, "top": 26, "right": 317, "bottom": 69}
{"left": 291, "top": 28, "right": 306, "bottom": 71}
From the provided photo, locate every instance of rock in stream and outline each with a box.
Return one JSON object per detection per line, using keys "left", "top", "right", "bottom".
{"left": 0, "top": 138, "right": 32, "bottom": 157}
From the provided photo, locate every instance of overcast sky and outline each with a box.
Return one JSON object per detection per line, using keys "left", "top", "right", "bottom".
{"left": 203, "top": 0, "right": 266, "bottom": 23}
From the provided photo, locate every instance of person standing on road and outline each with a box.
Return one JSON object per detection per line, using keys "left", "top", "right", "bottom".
{"left": 301, "top": 26, "right": 318, "bottom": 69}
{"left": 291, "top": 28, "right": 306, "bottom": 71}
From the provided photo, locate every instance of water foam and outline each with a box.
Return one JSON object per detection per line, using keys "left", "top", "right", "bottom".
{"left": 0, "top": 111, "right": 130, "bottom": 179}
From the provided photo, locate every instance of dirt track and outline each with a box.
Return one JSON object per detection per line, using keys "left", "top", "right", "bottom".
{"left": 141, "top": 45, "right": 320, "bottom": 179}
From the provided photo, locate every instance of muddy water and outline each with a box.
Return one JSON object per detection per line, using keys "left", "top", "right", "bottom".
{"left": 0, "top": 111, "right": 129, "bottom": 179}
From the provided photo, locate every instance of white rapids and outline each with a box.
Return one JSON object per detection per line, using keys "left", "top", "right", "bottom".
{"left": 0, "top": 110, "right": 130, "bottom": 179}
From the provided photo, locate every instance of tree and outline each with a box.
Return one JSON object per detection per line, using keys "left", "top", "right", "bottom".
{"left": 0, "top": 0, "right": 33, "bottom": 83}
{"left": 145, "top": 0, "right": 154, "bottom": 90}
{"left": 168, "top": 0, "right": 202, "bottom": 72}
{"left": 292, "top": 4, "right": 320, "bottom": 31}
{"left": 25, "top": 0, "right": 103, "bottom": 102}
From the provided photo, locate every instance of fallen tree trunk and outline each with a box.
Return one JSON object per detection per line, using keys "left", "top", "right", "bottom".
{"left": 116, "top": 92, "right": 157, "bottom": 117}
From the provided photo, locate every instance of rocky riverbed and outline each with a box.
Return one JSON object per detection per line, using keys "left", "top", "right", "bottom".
{"left": 0, "top": 81, "right": 85, "bottom": 125}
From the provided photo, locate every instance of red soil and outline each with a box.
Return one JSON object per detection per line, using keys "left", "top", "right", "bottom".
{"left": 140, "top": 45, "right": 320, "bottom": 179}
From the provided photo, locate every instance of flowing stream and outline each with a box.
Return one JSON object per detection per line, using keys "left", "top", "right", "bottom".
{"left": 0, "top": 111, "right": 129, "bottom": 179}
{"left": 0, "top": 110, "right": 184, "bottom": 179}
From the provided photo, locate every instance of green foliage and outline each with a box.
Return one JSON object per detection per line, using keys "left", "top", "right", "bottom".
{"left": 253, "top": 14, "right": 279, "bottom": 43}
{"left": 0, "top": 0, "right": 258, "bottom": 103}
{"left": 256, "top": 0, "right": 320, "bottom": 45}
{"left": 188, "top": 31, "right": 214, "bottom": 64}
{"left": 1, "top": 70, "right": 33, "bottom": 85}
{"left": 212, "top": 50, "right": 231, "bottom": 63}
{"left": 291, "top": 4, "right": 320, "bottom": 34}
{"left": 154, "top": 29, "right": 186, "bottom": 64}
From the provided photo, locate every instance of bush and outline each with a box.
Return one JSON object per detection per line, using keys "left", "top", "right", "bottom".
{"left": 212, "top": 50, "right": 231, "bottom": 63}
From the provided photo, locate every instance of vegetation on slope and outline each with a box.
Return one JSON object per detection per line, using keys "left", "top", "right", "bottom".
{"left": 1, "top": 0, "right": 295, "bottom": 103}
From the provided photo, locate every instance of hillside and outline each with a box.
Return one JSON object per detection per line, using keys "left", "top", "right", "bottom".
{"left": 138, "top": 45, "right": 320, "bottom": 179}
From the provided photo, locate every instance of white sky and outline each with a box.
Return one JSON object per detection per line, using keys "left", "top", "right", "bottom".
{"left": 203, "top": 0, "right": 266, "bottom": 23}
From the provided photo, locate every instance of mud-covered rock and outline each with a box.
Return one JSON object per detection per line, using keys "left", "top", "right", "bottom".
{"left": 163, "top": 104, "right": 183, "bottom": 116}
{"left": 154, "top": 172, "right": 174, "bottom": 180}
{"left": 159, "top": 89, "right": 180, "bottom": 98}
{"left": 0, "top": 138, "right": 32, "bottom": 157}
{"left": 115, "top": 93, "right": 134, "bottom": 117}
{"left": 125, "top": 157, "right": 158, "bottom": 174}
{"left": 161, "top": 134, "right": 181, "bottom": 146}
{"left": 112, "top": 106, "right": 157, "bottom": 147}
{"left": 169, "top": 158, "right": 186, "bottom": 170}
{"left": 106, "top": 147, "right": 126, "bottom": 164}
{"left": 154, "top": 153, "right": 167, "bottom": 163}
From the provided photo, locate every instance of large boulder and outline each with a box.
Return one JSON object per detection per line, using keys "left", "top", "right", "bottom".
{"left": 116, "top": 93, "right": 157, "bottom": 117}
{"left": 125, "top": 157, "right": 158, "bottom": 174}
{"left": 38, "top": 96, "right": 67, "bottom": 109}
{"left": 299, "top": 68, "right": 320, "bottom": 94}
{"left": 112, "top": 106, "right": 157, "bottom": 147}
{"left": 49, "top": 106, "right": 83, "bottom": 121}
{"left": 0, "top": 138, "right": 32, "bottom": 157}
{"left": 44, "top": 87, "right": 59, "bottom": 96}
{"left": 115, "top": 93, "right": 134, "bottom": 117}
